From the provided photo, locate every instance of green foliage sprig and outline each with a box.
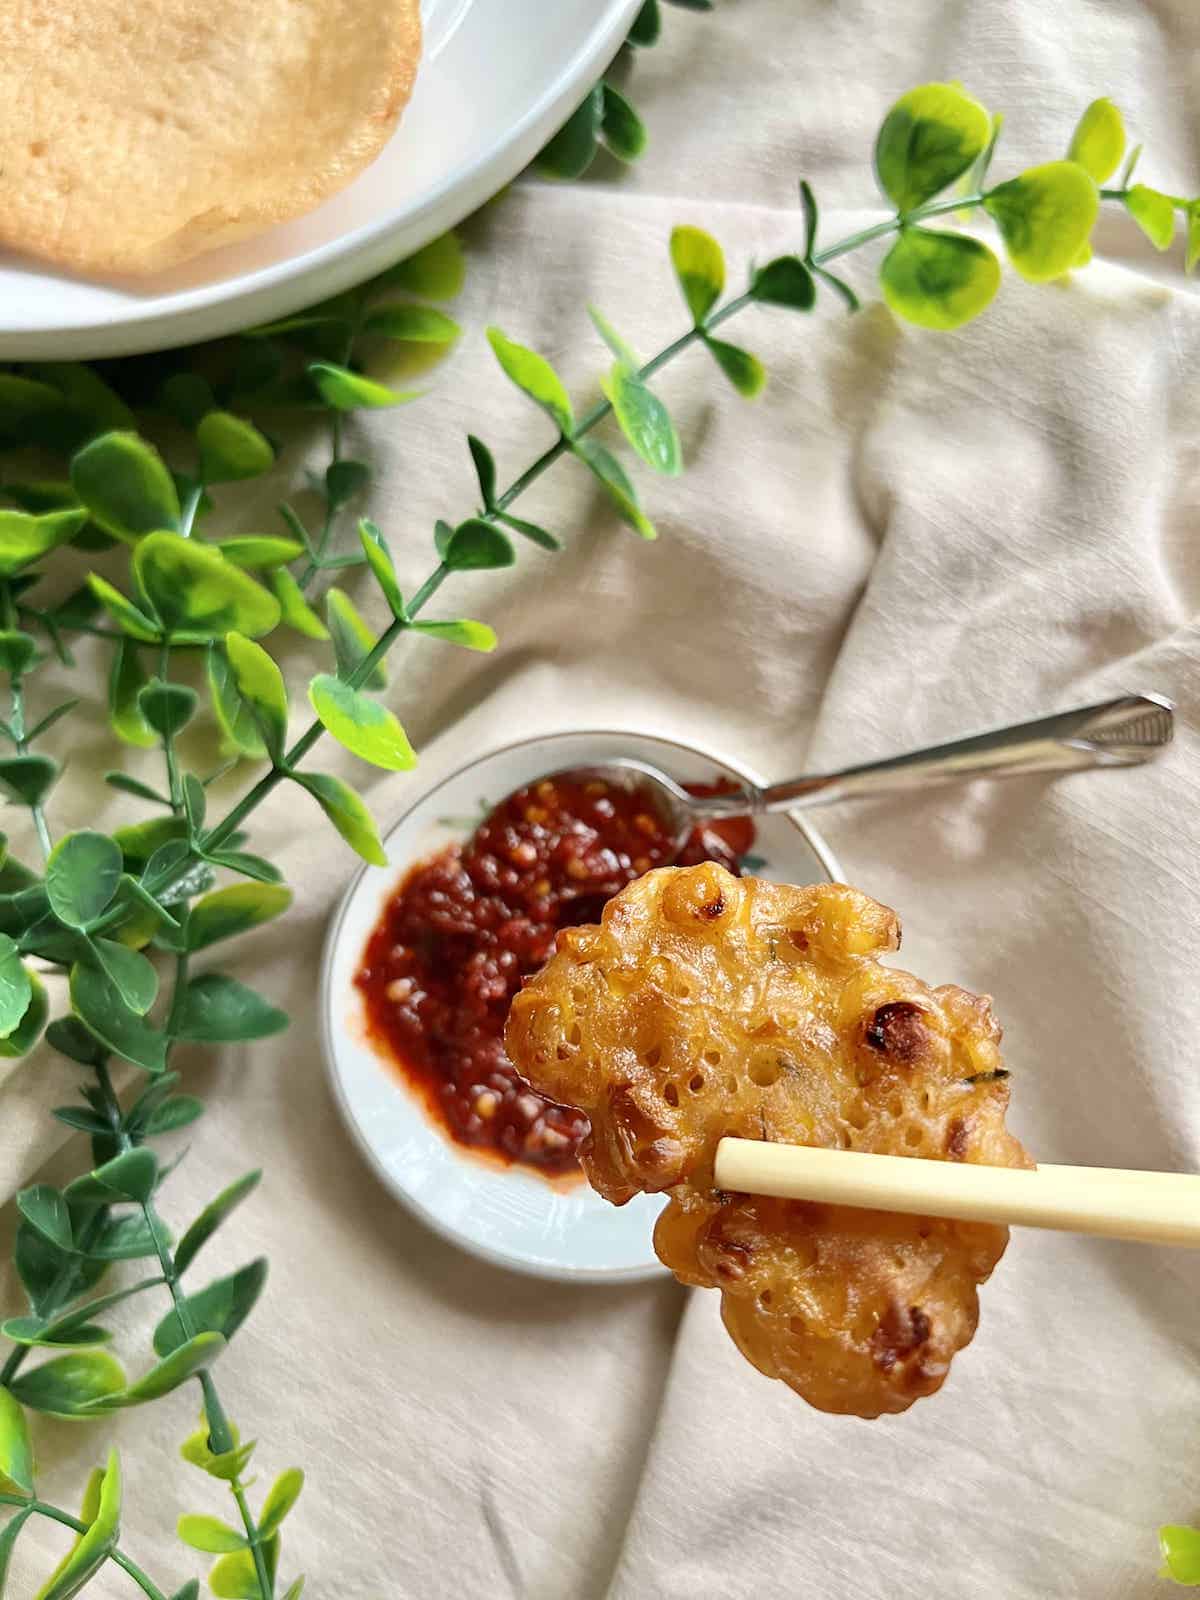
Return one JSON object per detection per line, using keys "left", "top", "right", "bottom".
{"left": 536, "top": 0, "right": 712, "bottom": 181}
{"left": 0, "top": 81, "right": 1192, "bottom": 1597}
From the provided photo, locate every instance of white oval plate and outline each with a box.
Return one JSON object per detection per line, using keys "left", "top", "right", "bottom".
{"left": 321, "top": 730, "right": 844, "bottom": 1283}
{"left": 0, "top": 0, "right": 641, "bottom": 360}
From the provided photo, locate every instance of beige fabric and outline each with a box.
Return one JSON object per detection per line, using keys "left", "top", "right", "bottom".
{"left": 5, "top": 1, "right": 1200, "bottom": 1593}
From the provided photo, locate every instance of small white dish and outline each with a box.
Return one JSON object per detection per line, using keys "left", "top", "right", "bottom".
{"left": 321, "top": 730, "right": 844, "bottom": 1283}
{"left": 0, "top": 0, "right": 641, "bottom": 359}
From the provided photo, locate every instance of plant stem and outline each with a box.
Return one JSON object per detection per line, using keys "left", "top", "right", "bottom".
{"left": 0, "top": 1494, "right": 172, "bottom": 1600}
{"left": 92, "top": 1058, "right": 276, "bottom": 1597}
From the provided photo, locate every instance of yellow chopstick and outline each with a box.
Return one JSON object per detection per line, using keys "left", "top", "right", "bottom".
{"left": 713, "top": 1139, "right": 1200, "bottom": 1246}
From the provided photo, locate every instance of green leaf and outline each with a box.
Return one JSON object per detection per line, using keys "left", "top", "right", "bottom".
{"left": 183, "top": 773, "right": 206, "bottom": 833}
{"left": 587, "top": 305, "right": 638, "bottom": 367}
{"left": 373, "top": 231, "right": 466, "bottom": 299}
{"left": 325, "top": 588, "right": 386, "bottom": 689}
{"left": 51, "top": 1106, "right": 111, "bottom": 1135}
{"left": 86, "top": 576, "right": 160, "bottom": 642}
{"left": 209, "top": 1548, "right": 268, "bottom": 1599}
{"left": 32, "top": 1449, "right": 121, "bottom": 1600}
{"left": 308, "top": 362, "right": 414, "bottom": 411}
{"left": 0, "top": 933, "right": 32, "bottom": 1037}
{"left": 69, "top": 963, "right": 167, "bottom": 1072}
{"left": 112, "top": 814, "right": 186, "bottom": 872}
{"left": 259, "top": 1469, "right": 304, "bottom": 1538}
{"left": 224, "top": 632, "right": 288, "bottom": 764}
{"left": 269, "top": 566, "right": 330, "bottom": 641}
{"left": 750, "top": 256, "right": 817, "bottom": 310}
{"left": 93, "top": 1331, "right": 226, "bottom": 1408}
{"left": 187, "top": 884, "right": 292, "bottom": 952}
{"left": 308, "top": 675, "right": 416, "bottom": 771}
{"left": 133, "top": 534, "right": 280, "bottom": 641}
{"left": 410, "top": 619, "right": 497, "bottom": 653}
{"left": 87, "top": 1215, "right": 161, "bottom": 1261}
{"left": 495, "top": 511, "right": 562, "bottom": 550}
{"left": 1160, "top": 1525, "right": 1200, "bottom": 1585}
{"left": 82, "top": 1148, "right": 158, "bottom": 1203}
{"left": 180, "top": 1419, "right": 255, "bottom": 1483}
{"left": 137, "top": 680, "right": 198, "bottom": 741}
{"left": 536, "top": 84, "right": 603, "bottom": 180}
{"left": 204, "top": 850, "right": 282, "bottom": 886}
{"left": 0, "top": 631, "right": 38, "bottom": 677}
{"left": 44, "top": 1016, "right": 104, "bottom": 1066}
{"left": 170, "top": 1580, "right": 202, "bottom": 1600}
{"left": 880, "top": 226, "right": 1002, "bottom": 330}
{"left": 89, "top": 939, "right": 158, "bottom": 1015}
{"left": 216, "top": 536, "right": 305, "bottom": 570}
{"left": 0, "top": 970, "right": 46, "bottom": 1058}
{"left": 0, "top": 1319, "right": 108, "bottom": 1349}
{"left": 603, "top": 364, "right": 682, "bottom": 476}
{"left": 26, "top": 700, "right": 80, "bottom": 743}
{"left": 486, "top": 328, "right": 574, "bottom": 433}
{"left": 0, "top": 1389, "right": 33, "bottom": 1495}
{"left": 601, "top": 84, "right": 648, "bottom": 162}
{"left": 153, "top": 1261, "right": 267, "bottom": 1356}
{"left": 1067, "top": 97, "right": 1125, "bottom": 184}
{"left": 0, "top": 1388, "right": 33, "bottom": 1495}
{"left": 281, "top": 1582, "right": 305, "bottom": 1600}
{"left": 197, "top": 412, "right": 275, "bottom": 484}
{"left": 358, "top": 520, "right": 405, "bottom": 618}
{"left": 32, "top": 362, "right": 134, "bottom": 436}
{"left": 703, "top": 336, "right": 765, "bottom": 397}
{"left": 206, "top": 645, "right": 266, "bottom": 760}
{"left": 161, "top": 372, "right": 218, "bottom": 429}
{"left": 141, "top": 1095, "right": 204, "bottom": 1135}
{"left": 443, "top": 518, "right": 515, "bottom": 572}
{"left": 16, "top": 1186, "right": 72, "bottom": 1253}
{"left": 0, "top": 1505, "right": 32, "bottom": 1590}
{"left": 10, "top": 1353, "right": 126, "bottom": 1418}
{"left": 669, "top": 225, "right": 725, "bottom": 324}
{"left": 175, "top": 1171, "right": 262, "bottom": 1276}
{"left": 362, "top": 304, "right": 461, "bottom": 343}
{"left": 0, "top": 754, "right": 58, "bottom": 807}
{"left": 628, "top": 0, "right": 660, "bottom": 44}
{"left": 984, "top": 161, "right": 1100, "bottom": 281}
{"left": 107, "top": 641, "right": 157, "bottom": 749}
{"left": 71, "top": 432, "right": 180, "bottom": 543}
{"left": 325, "top": 459, "right": 370, "bottom": 509}
{"left": 173, "top": 975, "right": 288, "bottom": 1043}
{"left": 293, "top": 771, "right": 386, "bottom": 866}
{"left": 178, "top": 1515, "right": 246, "bottom": 1554}
{"left": 572, "top": 439, "right": 656, "bottom": 540}
{"left": 1125, "top": 183, "right": 1176, "bottom": 250}
{"left": 467, "top": 436, "right": 497, "bottom": 508}
{"left": 1188, "top": 202, "right": 1200, "bottom": 274}
{"left": 434, "top": 519, "right": 455, "bottom": 559}
{"left": 0, "top": 883, "right": 49, "bottom": 940}
{"left": 0, "top": 509, "right": 90, "bottom": 577}
{"left": 875, "top": 82, "right": 992, "bottom": 212}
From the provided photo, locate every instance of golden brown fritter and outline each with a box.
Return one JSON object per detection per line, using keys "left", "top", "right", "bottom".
{"left": 505, "top": 862, "right": 1031, "bottom": 1418}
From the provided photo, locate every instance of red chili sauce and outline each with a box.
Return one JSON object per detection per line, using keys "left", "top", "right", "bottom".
{"left": 355, "top": 774, "right": 755, "bottom": 1179}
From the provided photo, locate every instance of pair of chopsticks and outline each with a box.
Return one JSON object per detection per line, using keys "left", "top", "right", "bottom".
{"left": 713, "top": 1139, "right": 1200, "bottom": 1247}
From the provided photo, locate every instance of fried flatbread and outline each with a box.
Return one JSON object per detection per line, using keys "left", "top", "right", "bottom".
{"left": 0, "top": 0, "right": 421, "bottom": 275}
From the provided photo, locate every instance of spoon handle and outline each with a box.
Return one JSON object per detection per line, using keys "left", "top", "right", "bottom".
{"left": 689, "top": 694, "right": 1174, "bottom": 819}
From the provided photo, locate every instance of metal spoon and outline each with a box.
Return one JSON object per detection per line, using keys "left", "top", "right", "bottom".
{"left": 541, "top": 693, "right": 1174, "bottom": 859}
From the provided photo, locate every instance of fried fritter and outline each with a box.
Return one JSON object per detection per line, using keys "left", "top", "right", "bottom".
{"left": 505, "top": 862, "right": 1031, "bottom": 1418}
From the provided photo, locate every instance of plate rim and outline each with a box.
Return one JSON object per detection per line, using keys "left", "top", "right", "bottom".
{"left": 0, "top": 0, "right": 644, "bottom": 359}
{"left": 319, "top": 725, "right": 844, "bottom": 1283}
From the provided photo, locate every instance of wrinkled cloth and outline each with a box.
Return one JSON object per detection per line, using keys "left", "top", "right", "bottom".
{"left": 4, "top": 1, "right": 1200, "bottom": 1594}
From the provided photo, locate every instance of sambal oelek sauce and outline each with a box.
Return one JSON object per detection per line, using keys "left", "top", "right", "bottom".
{"left": 355, "top": 774, "right": 756, "bottom": 1179}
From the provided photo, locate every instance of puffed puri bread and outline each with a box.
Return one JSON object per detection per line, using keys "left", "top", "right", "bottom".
{"left": 0, "top": 0, "right": 422, "bottom": 276}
